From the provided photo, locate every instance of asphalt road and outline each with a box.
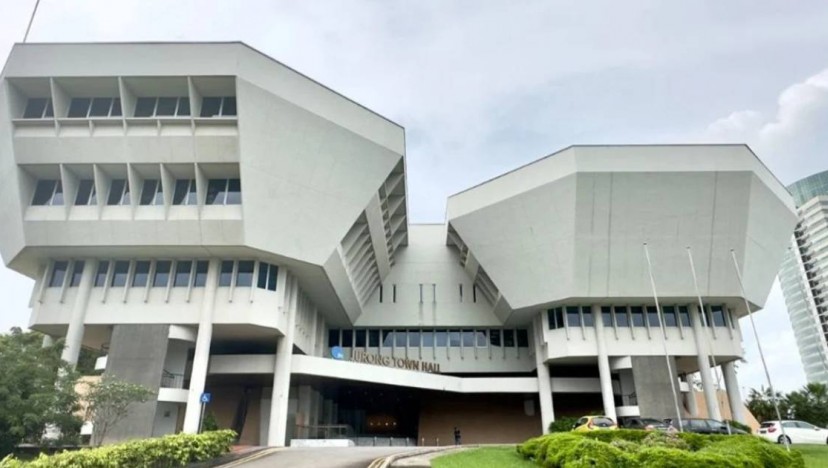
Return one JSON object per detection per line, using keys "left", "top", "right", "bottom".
{"left": 233, "top": 447, "right": 423, "bottom": 468}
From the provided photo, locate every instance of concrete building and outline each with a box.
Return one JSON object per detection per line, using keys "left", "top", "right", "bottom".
{"left": 0, "top": 42, "right": 798, "bottom": 446}
{"left": 779, "top": 170, "right": 828, "bottom": 385}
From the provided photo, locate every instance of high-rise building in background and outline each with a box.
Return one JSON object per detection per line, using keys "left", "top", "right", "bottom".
{"left": 779, "top": 170, "right": 828, "bottom": 384}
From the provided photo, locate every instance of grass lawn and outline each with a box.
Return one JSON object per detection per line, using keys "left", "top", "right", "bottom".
{"left": 793, "top": 444, "right": 828, "bottom": 468}
{"left": 431, "top": 446, "right": 534, "bottom": 468}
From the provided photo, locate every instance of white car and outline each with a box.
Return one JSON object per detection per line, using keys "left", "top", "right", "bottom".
{"left": 758, "top": 420, "right": 828, "bottom": 445}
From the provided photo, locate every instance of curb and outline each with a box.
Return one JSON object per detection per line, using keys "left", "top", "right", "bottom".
{"left": 213, "top": 447, "right": 283, "bottom": 468}
{"left": 367, "top": 446, "right": 467, "bottom": 468}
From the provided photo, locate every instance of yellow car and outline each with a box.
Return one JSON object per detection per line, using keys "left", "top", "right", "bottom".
{"left": 572, "top": 416, "right": 618, "bottom": 431}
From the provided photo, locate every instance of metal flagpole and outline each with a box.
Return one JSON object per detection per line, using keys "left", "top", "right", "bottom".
{"left": 686, "top": 247, "right": 730, "bottom": 434}
{"left": 729, "top": 249, "right": 790, "bottom": 451}
{"left": 643, "top": 243, "right": 684, "bottom": 432}
{"left": 23, "top": 0, "right": 42, "bottom": 43}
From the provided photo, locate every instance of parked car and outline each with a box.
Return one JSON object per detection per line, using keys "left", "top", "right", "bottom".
{"left": 666, "top": 418, "right": 748, "bottom": 435}
{"left": 758, "top": 420, "right": 828, "bottom": 445}
{"left": 621, "top": 417, "right": 670, "bottom": 431}
{"left": 572, "top": 416, "right": 618, "bottom": 431}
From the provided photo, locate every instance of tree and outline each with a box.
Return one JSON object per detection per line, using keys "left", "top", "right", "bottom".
{"left": 745, "top": 386, "right": 788, "bottom": 423}
{"left": 84, "top": 378, "right": 154, "bottom": 446}
{"left": 0, "top": 328, "right": 82, "bottom": 457}
{"left": 786, "top": 383, "right": 828, "bottom": 427}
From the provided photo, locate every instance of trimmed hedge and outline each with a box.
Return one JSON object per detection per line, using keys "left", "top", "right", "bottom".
{"left": 517, "top": 430, "right": 804, "bottom": 468}
{"left": 0, "top": 430, "right": 236, "bottom": 468}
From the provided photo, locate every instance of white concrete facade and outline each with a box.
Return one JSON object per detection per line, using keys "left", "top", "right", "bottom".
{"left": 0, "top": 42, "right": 798, "bottom": 445}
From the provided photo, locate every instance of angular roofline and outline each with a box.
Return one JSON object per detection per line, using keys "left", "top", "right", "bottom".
{"left": 4, "top": 41, "right": 404, "bottom": 130}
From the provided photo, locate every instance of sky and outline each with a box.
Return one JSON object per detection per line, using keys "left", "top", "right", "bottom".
{"left": 1, "top": 0, "right": 828, "bottom": 395}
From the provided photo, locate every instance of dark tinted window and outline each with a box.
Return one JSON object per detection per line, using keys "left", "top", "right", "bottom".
{"left": 342, "top": 330, "right": 353, "bottom": 347}
{"left": 566, "top": 306, "right": 581, "bottom": 327}
{"left": 602, "top": 307, "right": 613, "bottom": 327}
{"left": 368, "top": 329, "right": 380, "bottom": 347}
{"left": 663, "top": 306, "right": 678, "bottom": 327}
{"left": 132, "top": 261, "right": 150, "bottom": 287}
{"left": 154, "top": 260, "right": 171, "bottom": 287}
{"left": 110, "top": 98, "right": 122, "bottom": 116}
{"left": 67, "top": 98, "right": 91, "bottom": 118}
{"left": 174, "top": 261, "right": 192, "bottom": 287}
{"left": 222, "top": 97, "right": 237, "bottom": 116}
{"left": 582, "top": 307, "right": 594, "bottom": 327}
{"left": 592, "top": 417, "right": 614, "bottom": 428}
{"left": 206, "top": 179, "right": 226, "bottom": 205}
{"left": 226, "top": 178, "right": 241, "bottom": 205}
{"left": 218, "top": 261, "right": 234, "bottom": 286}
{"left": 139, "top": 179, "right": 158, "bottom": 205}
{"left": 462, "top": 330, "right": 474, "bottom": 347}
{"left": 236, "top": 261, "right": 254, "bottom": 287}
{"left": 408, "top": 330, "right": 420, "bottom": 347}
{"left": 107, "top": 179, "right": 126, "bottom": 205}
{"left": 631, "top": 307, "right": 645, "bottom": 327}
{"left": 134, "top": 97, "right": 156, "bottom": 117}
{"left": 23, "top": 98, "right": 48, "bottom": 118}
{"left": 200, "top": 97, "right": 222, "bottom": 117}
{"left": 395, "top": 330, "right": 407, "bottom": 347}
{"left": 679, "top": 306, "right": 691, "bottom": 327}
{"left": 711, "top": 306, "right": 727, "bottom": 327}
{"left": 503, "top": 329, "right": 515, "bottom": 347}
{"left": 155, "top": 97, "right": 178, "bottom": 116}
{"left": 49, "top": 261, "right": 68, "bottom": 287}
{"left": 490, "top": 329, "right": 501, "bottom": 346}
{"left": 647, "top": 306, "right": 660, "bottom": 327}
{"left": 615, "top": 307, "right": 629, "bottom": 327}
{"left": 69, "top": 261, "right": 85, "bottom": 287}
{"left": 421, "top": 330, "right": 433, "bottom": 347}
{"left": 517, "top": 329, "right": 529, "bottom": 347}
{"left": 193, "top": 261, "right": 209, "bottom": 287}
{"left": 382, "top": 329, "right": 394, "bottom": 347}
{"left": 89, "top": 97, "right": 113, "bottom": 117}
{"left": 32, "top": 180, "right": 58, "bottom": 205}
{"left": 449, "top": 330, "right": 461, "bottom": 347}
{"left": 94, "top": 261, "right": 109, "bottom": 287}
{"left": 75, "top": 179, "right": 96, "bottom": 205}
{"left": 177, "top": 98, "right": 190, "bottom": 116}
{"left": 355, "top": 329, "right": 366, "bottom": 347}
{"left": 172, "top": 179, "right": 192, "bottom": 205}
{"left": 110, "top": 261, "right": 130, "bottom": 287}
{"left": 328, "top": 329, "right": 340, "bottom": 347}
{"left": 435, "top": 330, "right": 447, "bottom": 347}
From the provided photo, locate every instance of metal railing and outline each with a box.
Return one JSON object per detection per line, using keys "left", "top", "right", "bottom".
{"left": 294, "top": 424, "right": 352, "bottom": 440}
{"left": 160, "top": 372, "right": 185, "bottom": 389}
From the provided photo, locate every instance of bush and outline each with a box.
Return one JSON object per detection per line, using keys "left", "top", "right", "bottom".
{"left": 641, "top": 431, "right": 690, "bottom": 450}
{"left": 0, "top": 430, "right": 236, "bottom": 468}
{"left": 557, "top": 438, "right": 631, "bottom": 468}
{"left": 700, "top": 436, "right": 804, "bottom": 468}
{"left": 582, "top": 429, "right": 649, "bottom": 444}
{"left": 547, "top": 417, "right": 578, "bottom": 433}
{"left": 635, "top": 447, "right": 749, "bottom": 468}
{"left": 726, "top": 419, "right": 753, "bottom": 433}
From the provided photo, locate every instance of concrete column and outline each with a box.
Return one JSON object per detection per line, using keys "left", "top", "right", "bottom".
{"left": 323, "top": 399, "right": 334, "bottom": 425}
{"left": 182, "top": 259, "right": 220, "bottom": 434}
{"left": 268, "top": 274, "right": 299, "bottom": 446}
{"left": 297, "top": 385, "right": 312, "bottom": 438}
{"left": 61, "top": 259, "right": 95, "bottom": 366}
{"left": 533, "top": 315, "right": 554, "bottom": 432}
{"left": 689, "top": 304, "right": 722, "bottom": 420}
{"left": 722, "top": 361, "right": 744, "bottom": 424}
{"left": 592, "top": 305, "right": 616, "bottom": 421}
{"left": 685, "top": 378, "right": 699, "bottom": 417}
{"left": 41, "top": 334, "right": 55, "bottom": 348}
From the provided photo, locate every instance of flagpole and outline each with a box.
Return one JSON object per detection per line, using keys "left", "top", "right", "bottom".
{"left": 643, "top": 243, "right": 684, "bottom": 432}
{"left": 23, "top": 0, "right": 42, "bottom": 43}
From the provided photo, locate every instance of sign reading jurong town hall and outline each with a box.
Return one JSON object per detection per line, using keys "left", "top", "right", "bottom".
{"left": 331, "top": 346, "right": 441, "bottom": 373}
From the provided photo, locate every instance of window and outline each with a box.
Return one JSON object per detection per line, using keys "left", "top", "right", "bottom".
{"left": 218, "top": 261, "right": 234, "bottom": 287}
{"left": 49, "top": 261, "right": 68, "bottom": 287}
{"left": 67, "top": 98, "right": 91, "bottom": 118}
{"left": 342, "top": 330, "right": 353, "bottom": 347}
{"left": 435, "top": 330, "right": 448, "bottom": 347}
{"left": 132, "top": 261, "right": 150, "bottom": 287}
{"left": 75, "top": 179, "right": 97, "bottom": 206}
{"left": 395, "top": 330, "right": 407, "bottom": 347}
{"left": 379, "top": 285, "right": 383, "bottom": 303}
{"left": 236, "top": 261, "right": 254, "bottom": 287}
{"left": 615, "top": 307, "right": 630, "bottom": 327}
{"left": 206, "top": 178, "right": 242, "bottom": 205}
{"left": 647, "top": 306, "right": 661, "bottom": 328}
{"left": 796, "top": 421, "right": 816, "bottom": 429}
{"left": 110, "top": 261, "right": 130, "bottom": 287}
{"left": 503, "top": 329, "right": 515, "bottom": 347}
{"left": 490, "top": 329, "right": 501, "bottom": 347}
{"left": 134, "top": 97, "right": 190, "bottom": 117}
{"left": 566, "top": 306, "right": 581, "bottom": 327}
{"left": 581, "top": 307, "right": 594, "bottom": 327}
{"left": 67, "top": 97, "right": 122, "bottom": 118}
{"left": 711, "top": 306, "right": 727, "bottom": 327}
{"left": 69, "top": 261, "right": 84, "bottom": 287}
{"left": 449, "top": 330, "right": 461, "bottom": 347}
{"left": 476, "top": 330, "right": 487, "bottom": 347}
{"left": 200, "top": 97, "right": 236, "bottom": 117}
{"left": 408, "top": 330, "right": 421, "bottom": 347}
{"left": 462, "top": 330, "right": 475, "bottom": 347}
{"left": 516, "top": 329, "right": 529, "bottom": 347}
{"left": 679, "top": 306, "right": 692, "bottom": 327}
{"left": 548, "top": 308, "right": 565, "bottom": 330}
{"left": 601, "top": 307, "right": 613, "bottom": 327}
{"left": 32, "top": 180, "right": 64, "bottom": 206}
{"left": 355, "top": 329, "right": 366, "bottom": 347}
{"left": 153, "top": 260, "right": 171, "bottom": 287}
{"left": 421, "top": 330, "right": 434, "bottom": 347}
{"left": 193, "top": 261, "right": 209, "bottom": 287}
{"left": 368, "top": 329, "right": 380, "bottom": 347}
{"left": 382, "top": 330, "right": 394, "bottom": 347}
{"left": 631, "top": 307, "right": 646, "bottom": 327}
{"left": 107, "top": 179, "right": 130, "bottom": 206}
{"left": 139, "top": 179, "right": 163, "bottom": 206}
{"left": 663, "top": 306, "right": 678, "bottom": 327}
{"left": 257, "top": 263, "right": 278, "bottom": 291}
{"left": 328, "top": 329, "right": 340, "bottom": 347}
{"left": 172, "top": 179, "right": 198, "bottom": 205}
{"left": 174, "top": 261, "right": 192, "bottom": 287}
{"left": 22, "top": 97, "right": 54, "bottom": 119}
{"left": 94, "top": 261, "right": 109, "bottom": 287}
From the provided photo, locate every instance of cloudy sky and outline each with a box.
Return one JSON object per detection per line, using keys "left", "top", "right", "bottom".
{"left": 2, "top": 1, "right": 828, "bottom": 395}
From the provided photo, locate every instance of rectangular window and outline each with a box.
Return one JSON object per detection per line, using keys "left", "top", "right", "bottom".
{"left": 206, "top": 179, "right": 227, "bottom": 205}
{"left": 174, "top": 261, "right": 192, "bottom": 287}
{"left": 462, "top": 330, "right": 475, "bottom": 347}
{"left": 382, "top": 329, "right": 394, "bottom": 347}
{"left": 49, "top": 261, "right": 68, "bottom": 287}
{"left": 32, "top": 180, "right": 63, "bottom": 206}
{"left": 566, "top": 306, "right": 581, "bottom": 327}
{"left": 342, "top": 330, "right": 353, "bottom": 348}
{"left": 172, "top": 179, "right": 197, "bottom": 205}
{"left": 516, "top": 329, "right": 529, "bottom": 347}
{"left": 679, "top": 306, "right": 691, "bottom": 327}
{"left": 75, "top": 179, "right": 97, "bottom": 206}
{"left": 155, "top": 97, "right": 178, "bottom": 116}
{"left": 110, "top": 261, "right": 130, "bottom": 287}
{"left": 89, "top": 97, "right": 120, "bottom": 117}
{"left": 328, "top": 329, "right": 340, "bottom": 347}
{"left": 421, "top": 330, "right": 434, "bottom": 347}
{"left": 134, "top": 97, "right": 156, "bottom": 117}
{"left": 435, "top": 330, "right": 448, "bottom": 347}
{"left": 647, "top": 306, "right": 661, "bottom": 328}
{"left": 132, "top": 261, "right": 150, "bottom": 287}
{"left": 200, "top": 96, "right": 236, "bottom": 117}
{"left": 23, "top": 97, "right": 53, "bottom": 119}
{"left": 368, "top": 329, "right": 380, "bottom": 347}
{"left": 94, "top": 261, "right": 109, "bottom": 287}
{"left": 615, "top": 306, "right": 630, "bottom": 327}
{"left": 490, "top": 329, "right": 501, "bottom": 347}
{"left": 476, "top": 330, "right": 487, "bottom": 347}
{"left": 236, "top": 261, "right": 254, "bottom": 287}
{"left": 581, "top": 307, "right": 594, "bottom": 327}
{"left": 67, "top": 97, "right": 91, "bottom": 118}
{"left": 139, "top": 179, "right": 163, "bottom": 206}
{"left": 503, "top": 329, "right": 515, "bottom": 347}
{"left": 134, "top": 97, "right": 189, "bottom": 117}
{"left": 395, "top": 330, "right": 407, "bottom": 347}
{"left": 225, "top": 178, "right": 241, "bottom": 205}
{"left": 711, "top": 305, "right": 727, "bottom": 327}
{"left": 449, "top": 330, "right": 461, "bottom": 347}
{"left": 408, "top": 330, "right": 421, "bottom": 347}
{"left": 631, "top": 307, "right": 645, "bottom": 327}
{"left": 69, "top": 260, "right": 85, "bottom": 287}
{"left": 193, "top": 261, "right": 209, "bottom": 287}
{"left": 601, "top": 307, "right": 613, "bottom": 327}
{"left": 107, "top": 179, "right": 130, "bottom": 206}
{"left": 663, "top": 306, "right": 678, "bottom": 327}
{"left": 257, "top": 263, "right": 268, "bottom": 289}
{"left": 218, "top": 261, "right": 234, "bottom": 287}
{"left": 153, "top": 260, "right": 171, "bottom": 287}
{"left": 355, "top": 329, "right": 367, "bottom": 348}
{"left": 222, "top": 97, "right": 237, "bottom": 116}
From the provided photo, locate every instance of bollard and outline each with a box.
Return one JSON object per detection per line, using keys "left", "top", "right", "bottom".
{"left": 436, "top": 437, "right": 440, "bottom": 446}
{"left": 373, "top": 436, "right": 377, "bottom": 446}
{"left": 390, "top": 437, "right": 394, "bottom": 446}
{"left": 421, "top": 437, "right": 425, "bottom": 446}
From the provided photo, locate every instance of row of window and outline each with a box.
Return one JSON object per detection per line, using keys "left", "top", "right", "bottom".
{"left": 48, "top": 259, "right": 278, "bottom": 292}
{"left": 31, "top": 178, "right": 241, "bottom": 207}
{"left": 547, "top": 305, "right": 734, "bottom": 331}
{"left": 22, "top": 96, "right": 236, "bottom": 120}
{"left": 328, "top": 328, "right": 530, "bottom": 349}
{"left": 376, "top": 284, "right": 484, "bottom": 304}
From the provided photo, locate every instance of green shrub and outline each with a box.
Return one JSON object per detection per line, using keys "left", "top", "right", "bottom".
{"left": 547, "top": 417, "right": 578, "bottom": 433}
{"left": 581, "top": 429, "right": 649, "bottom": 444}
{"left": 541, "top": 433, "right": 584, "bottom": 467}
{"left": 635, "top": 447, "right": 749, "bottom": 468}
{"left": 609, "top": 438, "right": 641, "bottom": 454}
{"left": 641, "top": 431, "right": 690, "bottom": 450}
{"left": 700, "top": 436, "right": 804, "bottom": 468}
{"left": 557, "top": 438, "right": 632, "bottom": 468}
{"left": 726, "top": 420, "right": 753, "bottom": 433}
{"left": 0, "top": 430, "right": 236, "bottom": 468}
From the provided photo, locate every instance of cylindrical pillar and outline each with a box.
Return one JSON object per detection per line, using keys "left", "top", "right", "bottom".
{"left": 685, "top": 377, "right": 699, "bottom": 417}
{"left": 61, "top": 260, "right": 95, "bottom": 366}
{"left": 689, "top": 304, "right": 722, "bottom": 420}
{"left": 268, "top": 274, "right": 299, "bottom": 446}
{"left": 297, "top": 385, "right": 312, "bottom": 438}
{"left": 183, "top": 259, "right": 220, "bottom": 433}
{"left": 722, "top": 361, "right": 744, "bottom": 424}
{"left": 592, "top": 305, "right": 616, "bottom": 421}
{"left": 533, "top": 315, "right": 554, "bottom": 432}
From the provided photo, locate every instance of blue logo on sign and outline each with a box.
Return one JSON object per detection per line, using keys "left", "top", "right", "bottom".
{"left": 331, "top": 346, "right": 345, "bottom": 360}
{"left": 200, "top": 393, "right": 211, "bottom": 404}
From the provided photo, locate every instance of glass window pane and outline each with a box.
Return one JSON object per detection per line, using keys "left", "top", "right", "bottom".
{"left": 75, "top": 179, "right": 96, "bottom": 205}
{"left": 582, "top": 307, "right": 595, "bottom": 327}
{"left": 32, "top": 180, "right": 57, "bottom": 205}
{"left": 490, "top": 329, "right": 501, "bottom": 346}
{"left": 647, "top": 307, "right": 661, "bottom": 327}
{"left": 132, "top": 261, "right": 150, "bottom": 287}
{"left": 449, "top": 330, "right": 461, "bottom": 347}
{"left": 354, "top": 329, "right": 366, "bottom": 347}
{"left": 380, "top": 329, "right": 393, "bottom": 347}
{"left": 267, "top": 265, "right": 278, "bottom": 291}
{"left": 94, "top": 261, "right": 109, "bottom": 287}
{"left": 462, "top": 330, "right": 474, "bottom": 347}
{"left": 547, "top": 309, "right": 557, "bottom": 329}
{"left": 110, "top": 261, "right": 129, "bottom": 287}
{"left": 421, "top": 330, "right": 433, "bottom": 347}
{"left": 69, "top": 260, "right": 85, "bottom": 287}
{"left": 139, "top": 179, "right": 158, "bottom": 205}
{"left": 155, "top": 97, "right": 178, "bottom": 116}
{"left": 218, "top": 261, "right": 234, "bottom": 286}
{"left": 408, "top": 330, "right": 420, "bottom": 347}
{"left": 49, "top": 261, "right": 68, "bottom": 287}
{"left": 663, "top": 306, "right": 678, "bottom": 327}
{"left": 368, "top": 329, "right": 380, "bottom": 347}
{"left": 193, "top": 261, "right": 209, "bottom": 287}
{"left": 89, "top": 98, "right": 113, "bottom": 117}
{"left": 200, "top": 97, "right": 222, "bottom": 117}
{"left": 342, "top": 330, "right": 353, "bottom": 347}
{"left": 236, "top": 261, "right": 254, "bottom": 287}
{"left": 44, "top": 99, "right": 54, "bottom": 117}
{"left": 153, "top": 260, "right": 171, "bottom": 287}
{"left": 712, "top": 306, "right": 727, "bottom": 327}
{"left": 566, "top": 306, "right": 581, "bottom": 327}
{"left": 186, "top": 179, "right": 198, "bottom": 205}
{"left": 257, "top": 263, "right": 268, "bottom": 289}
{"left": 476, "top": 330, "right": 487, "bottom": 347}
{"left": 134, "top": 97, "right": 156, "bottom": 117}
{"left": 107, "top": 179, "right": 125, "bottom": 205}
{"left": 51, "top": 181, "right": 64, "bottom": 206}
{"left": 435, "top": 330, "right": 448, "bottom": 347}
{"left": 206, "top": 179, "right": 227, "bottom": 205}
{"left": 177, "top": 97, "right": 190, "bottom": 116}
{"left": 631, "top": 307, "right": 646, "bottom": 327}
{"left": 111, "top": 98, "right": 122, "bottom": 116}
{"left": 615, "top": 307, "right": 629, "bottom": 327}
{"left": 221, "top": 97, "right": 237, "bottom": 116}
{"left": 328, "top": 329, "right": 340, "bottom": 347}
{"left": 172, "top": 179, "right": 188, "bottom": 205}
{"left": 393, "top": 330, "right": 406, "bottom": 347}
{"left": 174, "top": 261, "right": 192, "bottom": 287}
{"left": 601, "top": 307, "right": 613, "bottom": 327}
{"left": 679, "top": 306, "right": 691, "bottom": 327}
{"left": 23, "top": 98, "right": 47, "bottom": 118}
{"left": 503, "top": 329, "right": 515, "bottom": 347}
{"left": 67, "top": 98, "right": 91, "bottom": 118}
{"left": 225, "top": 178, "right": 241, "bottom": 205}
{"left": 517, "top": 329, "right": 529, "bottom": 347}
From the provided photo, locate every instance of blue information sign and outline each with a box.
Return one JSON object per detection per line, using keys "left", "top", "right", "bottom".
{"left": 331, "top": 346, "right": 345, "bottom": 360}
{"left": 200, "top": 392, "right": 211, "bottom": 404}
